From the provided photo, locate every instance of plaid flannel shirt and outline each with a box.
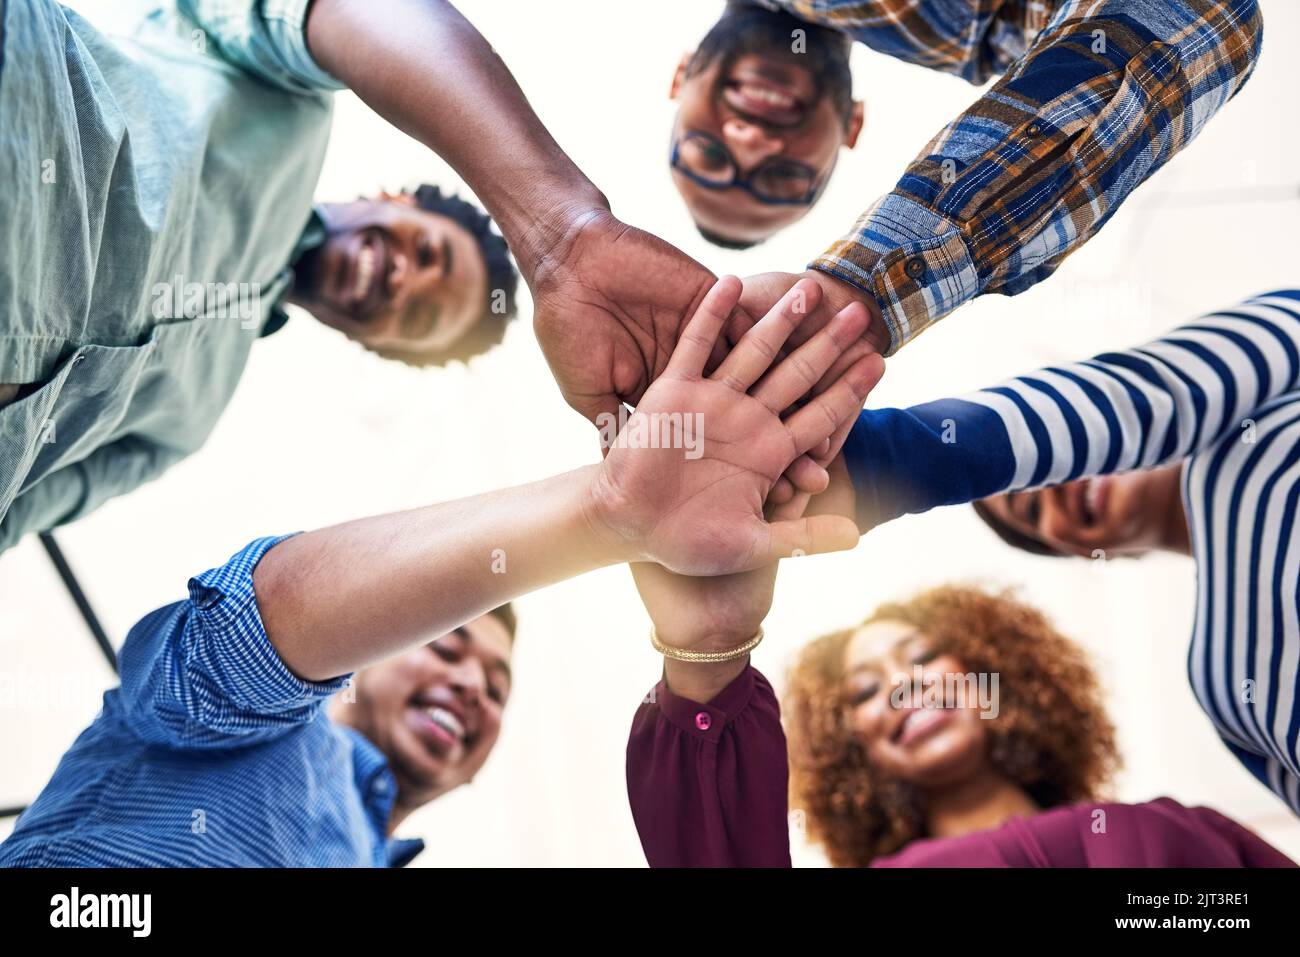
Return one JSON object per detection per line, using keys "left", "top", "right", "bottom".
{"left": 758, "top": 0, "right": 1264, "bottom": 354}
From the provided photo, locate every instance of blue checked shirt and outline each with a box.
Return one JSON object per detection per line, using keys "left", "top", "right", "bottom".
{"left": 843, "top": 290, "right": 1300, "bottom": 815}
{"left": 0, "top": 0, "right": 339, "bottom": 554}
{"left": 0, "top": 536, "right": 425, "bottom": 867}
{"left": 757, "top": 0, "right": 1264, "bottom": 354}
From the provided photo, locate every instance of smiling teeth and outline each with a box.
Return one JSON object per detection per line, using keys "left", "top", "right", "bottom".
{"left": 355, "top": 244, "right": 375, "bottom": 300}
{"left": 426, "top": 706, "right": 465, "bottom": 743}
{"left": 740, "top": 84, "right": 794, "bottom": 108}
{"left": 899, "top": 709, "right": 941, "bottom": 739}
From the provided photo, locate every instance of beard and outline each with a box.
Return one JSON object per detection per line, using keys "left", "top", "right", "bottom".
{"left": 687, "top": 3, "right": 854, "bottom": 123}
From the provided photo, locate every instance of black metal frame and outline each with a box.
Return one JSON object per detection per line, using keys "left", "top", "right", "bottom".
{"left": 1, "top": 531, "right": 117, "bottom": 820}
{"left": 37, "top": 531, "right": 118, "bottom": 674}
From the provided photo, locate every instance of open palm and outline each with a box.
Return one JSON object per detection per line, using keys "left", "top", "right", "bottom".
{"left": 592, "top": 277, "right": 883, "bottom": 577}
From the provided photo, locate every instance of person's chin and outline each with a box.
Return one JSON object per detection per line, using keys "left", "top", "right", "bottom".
{"left": 391, "top": 713, "right": 462, "bottom": 787}
{"left": 901, "top": 728, "right": 984, "bottom": 784}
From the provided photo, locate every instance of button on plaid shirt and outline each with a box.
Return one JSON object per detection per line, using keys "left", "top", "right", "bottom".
{"left": 758, "top": 0, "right": 1263, "bottom": 354}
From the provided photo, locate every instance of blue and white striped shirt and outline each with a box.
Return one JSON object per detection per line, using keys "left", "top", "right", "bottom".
{"left": 844, "top": 290, "right": 1300, "bottom": 814}
{"left": 0, "top": 536, "right": 425, "bottom": 867}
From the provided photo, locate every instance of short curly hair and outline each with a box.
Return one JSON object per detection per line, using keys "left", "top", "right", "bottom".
{"left": 784, "top": 584, "right": 1119, "bottom": 867}
{"left": 365, "top": 184, "right": 520, "bottom": 368}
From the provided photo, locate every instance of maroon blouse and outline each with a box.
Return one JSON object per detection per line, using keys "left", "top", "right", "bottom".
{"left": 626, "top": 665, "right": 1296, "bottom": 868}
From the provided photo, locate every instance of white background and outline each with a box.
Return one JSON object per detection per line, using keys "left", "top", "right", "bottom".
{"left": 3, "top": 0, "right": 1299, "bottom": 865}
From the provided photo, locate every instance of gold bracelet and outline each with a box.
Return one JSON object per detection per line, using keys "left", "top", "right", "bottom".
{"left": 650, "top": 625, "right": 764, "bottom": 664}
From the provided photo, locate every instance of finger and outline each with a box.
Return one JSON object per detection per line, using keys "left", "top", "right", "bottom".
{"left": 752, "top": 301, "right": 870, "bottom": 413}
{"left": 756, "top": 515, "right": 861, "bottom": 565}
{"left": 768, "top": 490, "right": 812, "bottom": 523}
{"left": 710, "top": 279, "right": 822, "bottom": 392}
{"left": 784, "top": 353, "right": 885, "bottom": 455}
{"left": 810, "top": 338, "right": 875, "bottom": 398}
{"left": 665, "top": 275, "right": 742, "bottom": 379}
{"left": 769, "top": 476, "right": 795, "bottom": 505}
{"left": 813, "top": 437, "right": 831, "bottom": 459}
{"left": 821, "top": 416, "right": 856, "bottom": 467}
{"left": 785, "top": 455, "right": 830, "bottom": 495}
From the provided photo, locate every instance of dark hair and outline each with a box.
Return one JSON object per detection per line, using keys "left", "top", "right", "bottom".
{"left": 487, "top": 602, "right": 517, "bottom": 641}
{"left": 971, "top": 499, "right": 1064, "bottom": 558}
{"left": 366, "top": 185, "right": 520, "bottom": 368}
{"left": 696, "top": 225, "right": 761, "bottom": 250}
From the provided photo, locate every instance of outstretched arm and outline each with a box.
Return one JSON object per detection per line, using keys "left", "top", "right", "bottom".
{"left": 626, "top": 557, "right": 793, "bottom": 867}
{"left": 258, "top": 277, "right": 883, "bottom": 680}
{"left": 305, "top": 0, "right": 749, "bottom": 425}
{"left": 305, "top": 0, "right": 602, "bottom": 276}
{"left": 839, "top": 290, "right": 1300, "bottom": 531}
{"left": 771, "top": 0, "right": 1262, "bottom": 356}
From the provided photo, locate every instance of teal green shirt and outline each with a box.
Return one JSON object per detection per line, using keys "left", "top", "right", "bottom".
{"left": 0, "top": 0, "right": 341, "bottom": 552}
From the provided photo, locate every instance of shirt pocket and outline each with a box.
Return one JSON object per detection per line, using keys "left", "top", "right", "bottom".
{"left": 0, "top": 351, "right": 81, "bottom": 514}
{"left": 0, "top": 332, "right": 166, "bottom": 513}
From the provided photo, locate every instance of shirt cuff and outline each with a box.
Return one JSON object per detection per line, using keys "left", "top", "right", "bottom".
{"left": 260, "top": 0, "right": 348, "bottom": 92}
{"left": 187, "top": 533, "right": 352, "bottom": 714}
{"left": 810, "top": 194, "right": 979, "bottom": 356}
{"left": 647, "top": 663, "right": 760, "bottom": 742}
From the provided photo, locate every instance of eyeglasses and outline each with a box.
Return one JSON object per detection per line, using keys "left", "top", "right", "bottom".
{"left": 669, "top": 131, "right": 823, "bottom": 206}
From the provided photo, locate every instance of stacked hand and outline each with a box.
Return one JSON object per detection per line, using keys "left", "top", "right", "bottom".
{"left": 529, "top": 213, "right": 887, "bottom": 470}
{"left": 584, "top": 276, "right": 883, "bottom": 699}
{"left": 531, "top": 214, "right": 885, "bottom": 699}
{"left": 531, "top": 209, "right": 742, "bottom": 430}
{"left": 588, "top": 275, "right": 882, "bottom": 578}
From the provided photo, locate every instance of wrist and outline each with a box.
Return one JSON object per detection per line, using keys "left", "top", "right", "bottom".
{"left": 662, "top": 656, "right": 750, "bottom": 704}
{"left": 576, "top": 464, "right": 643, "bottom": 568}
{"left": 803, "top": 268, "right": 889, "bottom": 354}
{"left": 506, "top": 180, "right": 610, "bottom": 282}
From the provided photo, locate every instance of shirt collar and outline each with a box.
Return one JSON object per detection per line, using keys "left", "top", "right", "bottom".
{"left": 339, "top": 724, "right": 428, "bottom": 868}
{"left": 262, "top": 206, "right": 330, "bottom": 338}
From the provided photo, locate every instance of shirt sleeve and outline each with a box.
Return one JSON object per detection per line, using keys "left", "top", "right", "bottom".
{"left": 804, "top": 0, "right": 1263, "bottom": 354}
{"left": 177, "top": 0, "right": 345, "bottom": 93}
{"left": 626, "top": 664, "right": 792, "bottom": 867}
{"left": 115, "top": 534, "right": 353, "bottom": 750}
{"left": 0, "top": 435, "right": 187, "bottom": 555}
{"left": 843, "top": 289, "right": 1300, "bottom": 531}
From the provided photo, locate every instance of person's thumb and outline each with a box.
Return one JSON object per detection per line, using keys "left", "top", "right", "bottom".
{"left": 758, "top": 515, "right": 860, "bottom": 564}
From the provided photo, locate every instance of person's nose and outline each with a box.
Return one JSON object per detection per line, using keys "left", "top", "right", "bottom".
{"left": 385, "top": 248, "right": 409, "bottom": 298}
{"left": 447, "top": 656, "right": 487, "bottom": 705}
{"left": 721, "top": 118, "right": 785, "bottom": 171}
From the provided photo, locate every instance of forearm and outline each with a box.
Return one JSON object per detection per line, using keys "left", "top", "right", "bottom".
{"left": 305, "top": 0, "right": 607, "bottom": 275}
{"left": 628, "top": 665, "right": 792, "bottom": 867}
{"left": 814, "top": 0, "right": 1262, "bottom": 355}
{"left": 843, "top": 290, "right": 1300, "bottom": 529}
{"left": 254, "top": 465, "right": 623, "bottom": 680}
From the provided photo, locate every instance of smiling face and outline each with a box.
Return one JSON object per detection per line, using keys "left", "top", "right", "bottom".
{"left": 295, "top": 193, "right": 489, "bottom": 357}
{"left": 840, "top": 620, "right": 989, "bottom": 789}
{"left": 344, "top": 612, "right": 512, "bottom": 808}
{"left": 977, "top": 466, "right": 1185, "bottom": 558}
{"left": 670, "top": 8, "right": 862, "bottom": 245}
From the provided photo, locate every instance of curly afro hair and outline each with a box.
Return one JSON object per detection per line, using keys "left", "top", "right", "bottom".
{"left": 784, "top": 584, "right": 1119, "bottom": 867}
{"left": 365, "top": 185, "right": 520, "bottom": 368}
